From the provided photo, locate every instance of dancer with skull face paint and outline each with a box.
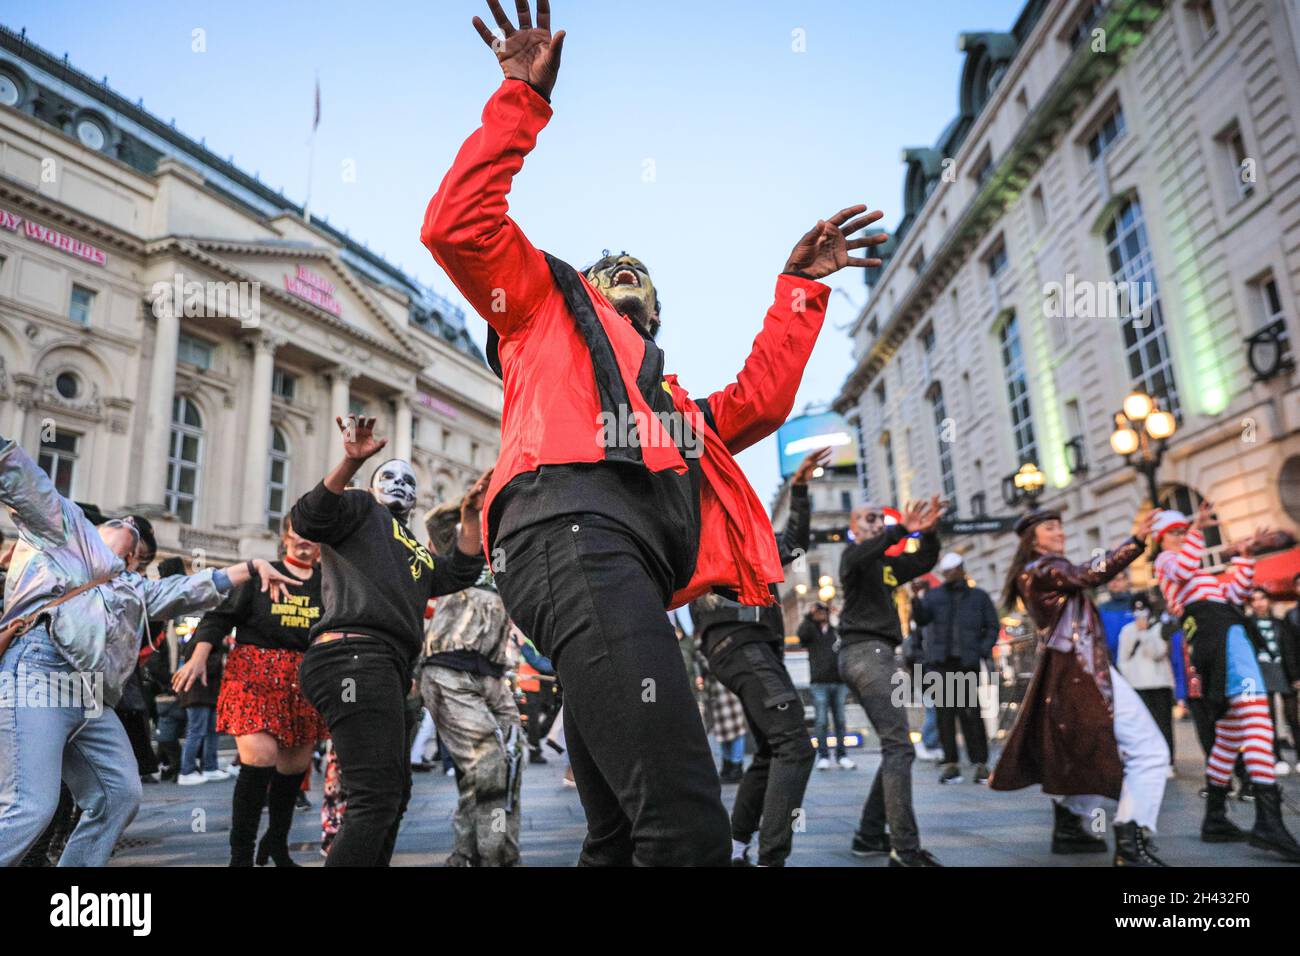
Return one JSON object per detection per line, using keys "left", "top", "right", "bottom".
{"left": 291, "top": 416, "right": 489, "bottom": 866}
{"left": 421, "top": 0, "right": 887, "bottom": 865}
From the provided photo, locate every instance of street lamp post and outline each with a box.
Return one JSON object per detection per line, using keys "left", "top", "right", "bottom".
{"left": 1001, "top": 461, "right": 1046, "bottom": 510}
{"left": 1108, "top": 389, "right": 1177, "bottom": 505}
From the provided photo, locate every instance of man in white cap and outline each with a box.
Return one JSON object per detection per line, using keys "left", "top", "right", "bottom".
{"left": 912, "top": 552, "right": 999, "bottom": 784}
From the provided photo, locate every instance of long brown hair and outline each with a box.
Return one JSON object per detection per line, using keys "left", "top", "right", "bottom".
{"left": 999, "top": 533, "right": 1040, "bottom": 612}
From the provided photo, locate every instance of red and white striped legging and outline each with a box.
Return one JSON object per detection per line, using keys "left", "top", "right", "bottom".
{"left": 1206, "top": 695, "right": 1276, "bottom": 786}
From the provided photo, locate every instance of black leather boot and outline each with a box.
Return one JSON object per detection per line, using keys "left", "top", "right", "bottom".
{"left": 1051, "top": 801, "right": 1107, "bottom": 854}
{"left": 1202, "top": 781, "right": 1247, "bottom": 843}
{"left": 257, "top": 769, "right": 305, "bottom": 867}
{"left": 1249, "top": 783, "right": 1300, "bottom": 862}
{"left": 1113, "top": 821, "right": 1167, "bottom": 866}
{"left": 229, "top": 765, "right": 273, "bottom": 867}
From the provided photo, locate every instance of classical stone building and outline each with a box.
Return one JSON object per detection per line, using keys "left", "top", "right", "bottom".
{"left": 833, "top": 0, "right": 1300, "bottom": 597}
{"left": 0, "top": 26, "right": 502, "bottom": 564}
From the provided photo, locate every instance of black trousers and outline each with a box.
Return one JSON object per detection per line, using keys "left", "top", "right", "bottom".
{"left": 495, "top": 514, "right": 731, "bottom": 866}
{"left": 708, "top": 634, "right": 815, "bottom": 866}
{"left": 932, "top": 660, "right": 988, "bottom": 765}
{"left": 1135, "top": 687, "right": 1175, "bottom": 763}
{"left": 300, "top": 637, "right": 412, "bottom": 867}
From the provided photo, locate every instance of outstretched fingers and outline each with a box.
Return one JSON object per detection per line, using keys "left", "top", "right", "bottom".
{"left": 472, "top": 16, "right": 499, "bottom": 48}
{"left": 486, "top": 0, "right": 517, "bottom": 34}
{"left": 515, "top": 0, "right": 533, "bottom": 29}
{"left": 827, "top": 204, "right": 868, "bottom": 227}
{"left": 838, "top": 210, "right": 884, "bottom": 236}
{"left": 537, "top": 0, "right": 550, "bottom": 30}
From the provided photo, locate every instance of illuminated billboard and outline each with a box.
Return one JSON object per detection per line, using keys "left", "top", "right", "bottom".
{"left": 776, "top": 411, "right": 858, "bottom": 479}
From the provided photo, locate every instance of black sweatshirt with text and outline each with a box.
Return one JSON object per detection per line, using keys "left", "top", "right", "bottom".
{"left": 192, "top": 561, "right": 323, "bottom": 653}
{"left": 837, "top": 525, "right": 939, "bottom": 648}
{"left": 290, "top": 483, "right": 486, "bottom": 663}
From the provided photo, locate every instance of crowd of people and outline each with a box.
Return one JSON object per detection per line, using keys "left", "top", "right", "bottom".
{"left": 3, "top": 0, "right": 1300, "bottom": 870}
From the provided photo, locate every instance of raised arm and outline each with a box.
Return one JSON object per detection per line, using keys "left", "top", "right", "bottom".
{"left": 776, "top": 449, "right": 826, "bottom": 566}
{"left": 0, "top": 436, "right": 74, "bottom": 550}
{"left": 290, "top": 416, "right": 385, "bottom": 546}
{"left": 702, "top": 211, "right": 887, "bottom": 453}
{"left": 420, "top": 1, "right": 565, "bottom": 336}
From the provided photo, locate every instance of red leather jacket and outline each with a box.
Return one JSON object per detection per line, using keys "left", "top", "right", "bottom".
{"left": 421, "top": 80, "right": 829, "bottom": 607}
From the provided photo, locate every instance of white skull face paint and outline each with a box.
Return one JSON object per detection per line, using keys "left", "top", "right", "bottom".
{"left": 370, "top": 459, "right": 417, "bottom": 517}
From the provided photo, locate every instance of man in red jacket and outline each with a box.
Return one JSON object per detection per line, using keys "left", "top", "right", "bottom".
{"left": 422, "top": 0, "right": 887, "bottom": 866}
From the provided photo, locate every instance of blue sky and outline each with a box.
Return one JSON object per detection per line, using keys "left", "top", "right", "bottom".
{"left": 6, "top": 0, "right": 1026, "bottom": 501}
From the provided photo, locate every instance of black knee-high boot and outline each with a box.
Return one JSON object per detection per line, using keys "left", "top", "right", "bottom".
{"left": 229, "top": 765, "right": 273, "bottom": 867}
{"left": 257, "top": 770, "right": 305, "bottom": 867}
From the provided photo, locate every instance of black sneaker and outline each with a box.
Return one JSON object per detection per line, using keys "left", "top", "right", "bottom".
{"left": 972, "top": 763, "right": 990, "bottom": 785}
{"left": 939, "top": 763, "right": 963, "bottom": 784}
{"left": 295, "top": 792, "right": 312, "bottom": 812}
{"left": 731, "top": 849, "right": 755, "bottom": 867}
{"left": 529, "top": 749, "right": 548, "bottom": 765}
{"left": 851, "top": 831, "right": 891, "bottom": 856}
{"left": 889, "top": 848, "right": 943, "bottom": 867}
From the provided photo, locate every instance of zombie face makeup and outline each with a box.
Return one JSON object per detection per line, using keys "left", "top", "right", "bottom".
{"left": 370, "top": 458, "right": 417, "bottom": 518}
{"left": 585, "top": 253, "right": 661, "bottom": 338}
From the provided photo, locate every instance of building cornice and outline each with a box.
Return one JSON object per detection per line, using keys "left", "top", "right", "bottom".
{"left": 834, "top": 0, "right": 1166, "bottom": 414}
{"left": 0, "top": 172, "right": 144, "bottom": 258}
{"left": 143, "top": 237, "right": 424, "bottom": 370}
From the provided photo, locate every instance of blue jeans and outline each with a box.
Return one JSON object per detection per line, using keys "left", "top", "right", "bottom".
{"left": 809, "top": 682, "right": 850, "bottom": 758}
{"left": 921, "top": 704, "right": 941, "bottom": 751}
{"left": 181, "top": 706, "right": 219, "bottom": 774}
{"left": 721, "top": 735, "right": 746, "bottom": 763}
{"left": 0, "top": 626, "right": 142, "bottom": 866}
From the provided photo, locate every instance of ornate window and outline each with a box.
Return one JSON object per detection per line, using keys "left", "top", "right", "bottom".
{"left": 266, "top": 427, "right": 290, "bottom": 532}
{"left": 166, "top": 397, "right": 203, "bottom": 524}
{"left": 1105, "top": 198, "right": 1181, "bottom": 417}
{"left": 998, "top": 314, "right": 1038, "bottom": 466}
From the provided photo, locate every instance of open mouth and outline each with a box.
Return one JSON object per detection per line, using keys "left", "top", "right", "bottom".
{"left": 610, "top": 266, "right": 640, "bottom": 288}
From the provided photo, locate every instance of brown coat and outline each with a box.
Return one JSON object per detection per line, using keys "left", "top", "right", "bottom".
{"left": 990, "top": 537, "right": 1144, "bottom": 798}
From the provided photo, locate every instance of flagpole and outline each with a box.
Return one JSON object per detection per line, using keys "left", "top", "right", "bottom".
{"left": 304, "top": 73, "right": 319, "bottom": 225}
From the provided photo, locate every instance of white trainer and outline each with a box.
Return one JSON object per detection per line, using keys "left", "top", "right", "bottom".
{"left": 201, "top": 769, "right": 230, "bottom": 782}
{"left": 837, "top": 756, "right": 857, "bottom": 770}
{"left": 177, "top": 771, "right": 207, "bottom": 786}
{"left": 815, "top": 756, "right": 832, "bottom": 771}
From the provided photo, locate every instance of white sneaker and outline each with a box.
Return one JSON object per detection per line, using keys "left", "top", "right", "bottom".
{"left": 1276, "top": 760, "right": 1292, "bottom": 776}
{"left": 837, "top": 756, "right": 857, "bottom": 770}
{"left": 815, "top": 756, "right": 832, "bottom": 771}
{"left": 445, "top": 766, "right": 456, "bottom": 778}
{"left": 177, "top": 771, "right": 207, "bottom": 786}
{"left": 201, "top": 769, "right": 230, "bottom": 782}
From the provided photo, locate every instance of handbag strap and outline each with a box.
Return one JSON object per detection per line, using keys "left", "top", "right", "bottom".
{"left": 3, "top": 570, "right": 119, "bottom": 638}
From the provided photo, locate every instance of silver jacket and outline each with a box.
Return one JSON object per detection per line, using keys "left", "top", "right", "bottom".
{"left": 0, "top": 440, "right": 228, "bottom": 706}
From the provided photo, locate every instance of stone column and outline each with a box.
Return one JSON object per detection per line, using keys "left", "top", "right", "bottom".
{"left": 239, "top": 333, "right": 281, "bottom": 531}
{"left": 136, "top": 295, "right": 180, "bottom": 512}
{"left": 394, "top": 395, "right": 413, "bottom": 463}
{"left": 325, "top": 368, "right": 356, "bottom": 474}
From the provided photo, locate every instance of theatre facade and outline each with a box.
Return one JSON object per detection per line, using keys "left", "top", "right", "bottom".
{"left": 0, "top": 27, "right": 502, "bottom": 564}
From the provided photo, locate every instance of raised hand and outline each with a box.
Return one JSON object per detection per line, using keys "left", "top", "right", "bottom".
{"left": 253, "top": 559, "right": 298, "bottom": 604}
{"left": 915, "top": 494, "right": 945, "bottom": 533}
{"left": 473, "top": 0, "right": 566, "bottom": 99}
{"left": 784, "top": 206, "right": 888, "bottom": 280}
{"left": 457, "top": 467, "right": 495, "bottom": 554}
{"left": 1134, "top": 508, "right": 1156, "bottom": 542}
{"left": 1194, "top": 499, "right": 1217, "bottom": 530}
{"left": 336, "top": 415, "right": 387, "bottom": 463}
{"left": 791, "top": 447, "right": 833, "bottom": 485}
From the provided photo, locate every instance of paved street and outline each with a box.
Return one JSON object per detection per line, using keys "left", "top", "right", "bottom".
{"left": 108, "top": 717, "right": 1299, "bottom": 867}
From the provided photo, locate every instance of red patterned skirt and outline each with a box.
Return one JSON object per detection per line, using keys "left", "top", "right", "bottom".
{"left": 217, "top": 643, "right": 329, "bottom": 747}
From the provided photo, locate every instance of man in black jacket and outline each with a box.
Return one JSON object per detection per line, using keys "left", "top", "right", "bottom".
{"left": 689, "top": 448, "right": 827, "bottom": 867}
{"left": 838, "top": 496, "right": 943, "bottom": 867}
{"left": 797, "top": 603, "right": 854, "bottom": 770}
{"left": 913, "top": 552, "right": 998, "bottom": 785}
